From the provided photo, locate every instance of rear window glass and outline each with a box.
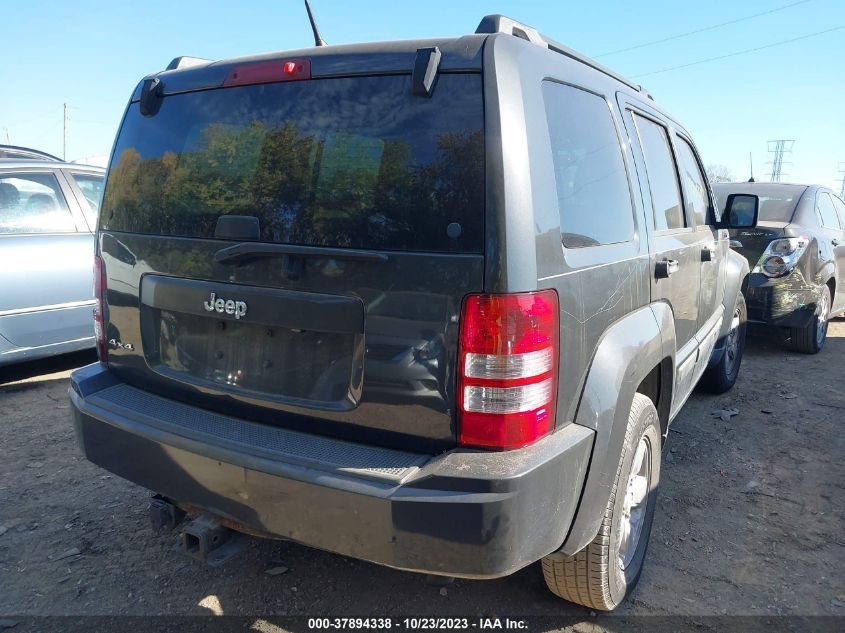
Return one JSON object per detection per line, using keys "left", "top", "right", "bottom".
{"left": 713, "top": 186, "right": 802, "bottom": 223}
{"left": 101, "top": 74, "right": 484, "bottom": 253}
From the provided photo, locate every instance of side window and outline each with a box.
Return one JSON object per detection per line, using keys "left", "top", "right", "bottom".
{"left": 816, "top": 193, "right": 841, "bottom": 229}
{"left": 632, "top": 114, "right": 685, "bottom": 231}
{"left": 830, "top": 194, "right": 845, "bottom": 229}
{"left": 542, "top": 82, "right": 634, "bottom": 248}
{"left": 0, "top": 172, "right": 77, "bottom": 235}
{"left": 71, "top": 172, "right": 105, "bottom": 215}
{"left": 674, "top": 136, "right": 711, "bottom": 226}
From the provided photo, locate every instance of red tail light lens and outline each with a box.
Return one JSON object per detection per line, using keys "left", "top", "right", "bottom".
{"left": 93, "top": 254, "right": 107, "bottom": 362}
{"left": 458, "top": 290, "right": 559, "bottom": 450}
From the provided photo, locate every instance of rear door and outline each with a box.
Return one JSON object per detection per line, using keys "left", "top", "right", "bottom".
{"left": 816, "top": 191, "right": 845, "bottom": 313}
{"left": 828, "top": 193, "right": 845, "bottom": 313}
{"left": 98, "top": 72, "right": 486, "bottom": 452}
{"left": 621, "top": 104, "right": 701, "bottom": 401}
{"left": 0, "top": 169, "right": 95, "bottom": 350}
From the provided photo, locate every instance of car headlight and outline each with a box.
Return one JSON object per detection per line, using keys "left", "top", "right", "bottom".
{"left": 754, "top": 237, "right": 808, "bottom": 278}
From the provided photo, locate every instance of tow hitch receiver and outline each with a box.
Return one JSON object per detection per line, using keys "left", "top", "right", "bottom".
{"left": 180, "top": 513, "right": 246, "bottom": 567}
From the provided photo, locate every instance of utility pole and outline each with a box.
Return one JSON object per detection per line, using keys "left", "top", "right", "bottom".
{"left": 63, "top": 102, "right": 68, "bottom": 161}
{"left": 766, "top": 139, "right": 794, "bottom": 182}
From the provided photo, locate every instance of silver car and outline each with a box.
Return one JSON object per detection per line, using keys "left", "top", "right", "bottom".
{"left": 0, "top": 160, "right": 105, "bottom": 365}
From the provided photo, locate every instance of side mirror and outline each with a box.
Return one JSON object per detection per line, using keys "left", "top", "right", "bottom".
{"left": 720, "top": 193, "right": 759, "bottom": 229}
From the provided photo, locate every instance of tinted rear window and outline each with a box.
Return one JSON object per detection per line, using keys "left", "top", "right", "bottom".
{"left": 713, "top": 185, "right": 803, "bottom": 223}
{"left": 102, "top": 74, "right": 484, "bottom": 253}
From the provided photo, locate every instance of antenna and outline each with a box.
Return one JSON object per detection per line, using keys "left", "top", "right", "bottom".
{"left": 304, "top": 0, "right": 327, "bottom": 47}
{"left": 748, "top": 152, "right": 755, "bottom": 182}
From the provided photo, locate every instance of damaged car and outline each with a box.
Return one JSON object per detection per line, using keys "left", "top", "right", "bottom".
{"left": 714, "top": 182, "right": 845, "bottom": 353}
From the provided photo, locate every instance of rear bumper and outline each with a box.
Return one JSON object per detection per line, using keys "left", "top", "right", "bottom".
{"left": 69, "top": 363, "right": 593, "bottom": 579}
{"left": 745, "top": 272, "right": 819, "bottom": 328}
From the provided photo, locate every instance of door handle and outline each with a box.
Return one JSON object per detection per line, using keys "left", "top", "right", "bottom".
{"left": 655, "top": 259, "right": 680, "bottom": 279}
{"left": 833, "top": 239, "right": 841, "bottom": 247}
{"left": 701, "top": 246, "right": 714, "bottom": 262}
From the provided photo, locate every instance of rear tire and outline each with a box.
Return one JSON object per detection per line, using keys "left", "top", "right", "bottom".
{"left": 790, "top": 285, "right": 831, "bottom": 354}
{"left": 699, "top": 292, "right": 747, "bottom": 393}
{"left": 541, "top": 393, "right": 661, "bottom": 611}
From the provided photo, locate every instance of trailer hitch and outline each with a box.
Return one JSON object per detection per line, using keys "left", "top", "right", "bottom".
{"left": 180, "top": 513, "right": 246, "bottom": 567}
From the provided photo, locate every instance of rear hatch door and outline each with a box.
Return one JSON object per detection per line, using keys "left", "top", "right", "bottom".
{"left": 99, "top": 68, "right": 486, "bottom": 452}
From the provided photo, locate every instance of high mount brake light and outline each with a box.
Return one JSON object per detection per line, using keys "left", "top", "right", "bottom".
{"left": 457, "top": 290, "right": 560, "bottom": 450}
{"left": 93, "top": 254, "right": 107, "bottom": 362}
{"left": 223, "top": 59, "right": 311, "bottom": 87}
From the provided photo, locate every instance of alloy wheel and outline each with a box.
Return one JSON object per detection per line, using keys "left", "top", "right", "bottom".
{"left": 618, "top": 436, "right": 651, "bottom": 570}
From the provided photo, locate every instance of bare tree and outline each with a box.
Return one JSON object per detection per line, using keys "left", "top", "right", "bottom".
{"left": 705, "top": 164, "right": 735, "bottom": 183}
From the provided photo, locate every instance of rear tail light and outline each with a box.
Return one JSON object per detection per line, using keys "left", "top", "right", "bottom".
{"left": 458, "top": 290, "right": 559, "bottom": 450}
{"left": 755, "top": 237, "right": 809, "bottom": 278}
{"left": 93, "top": 254, "right": 107, "bottom": 362}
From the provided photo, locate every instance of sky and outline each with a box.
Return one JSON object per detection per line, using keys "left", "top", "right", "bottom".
{"left": 1, "top": 0, "right": 843, "bottom": 191}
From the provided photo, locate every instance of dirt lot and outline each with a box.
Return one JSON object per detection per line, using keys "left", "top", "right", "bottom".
{"left": 1, "top": 324, "right": 843, "bottom": 627}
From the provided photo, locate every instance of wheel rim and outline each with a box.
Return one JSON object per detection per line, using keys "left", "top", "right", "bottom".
{"left": 816, "top": 291, "right": 830, "bottom": 348}
{"left": 618, "top": 436, "right": 651, "bottom": 570}
{"left": 724, "top": 307, "right": 742, "bottom": 376}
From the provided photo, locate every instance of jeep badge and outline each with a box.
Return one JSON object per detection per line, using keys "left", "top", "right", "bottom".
{"left": 203, "top": 292, "right": 247, "bottom": 320}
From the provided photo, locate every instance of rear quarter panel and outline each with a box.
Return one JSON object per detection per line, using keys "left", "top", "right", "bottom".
{"left": 483, "top": 34, "right": 652, "bottom": 430}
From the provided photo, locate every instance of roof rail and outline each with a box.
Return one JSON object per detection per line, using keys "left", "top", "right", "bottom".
{"left": 476, "top": 15, "right": 545, "bottom": 46}
{"left": 165, "top": 56, "right": 213, "bottom": 71}
{"left": 475, "top": 14, "right": 652, "bottom": 99}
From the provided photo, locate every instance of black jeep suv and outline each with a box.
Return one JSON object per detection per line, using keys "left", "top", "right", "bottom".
{"left": 69, "top": 14, "right": 757, "bottom": 609}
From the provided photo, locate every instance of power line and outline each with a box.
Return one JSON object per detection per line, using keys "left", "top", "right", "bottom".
{"left": 595, "top": 0, "right": 811, "bottom": 57}
{"left": 14, "top": 105, "right": 63, "bottom": 128}
{"left": 632, "top": 24, "right": 845, "bottom": 77}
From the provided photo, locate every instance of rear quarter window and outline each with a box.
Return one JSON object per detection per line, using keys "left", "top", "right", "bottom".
{"left": 102, "top": 73, "right": 485, "bottom": 253}
{"left": 542, "top": 81, "right": 634, "bottom": 248}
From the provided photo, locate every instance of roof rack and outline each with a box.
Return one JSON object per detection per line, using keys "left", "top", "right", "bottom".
{"left": 165, "top": 56, "right": 213, "bottom": 71}
{"left": 0, "top": 144, "right": 62, "bottom": 162}
{"left": 475, "top": 14, "right": 652, "bottom": 99}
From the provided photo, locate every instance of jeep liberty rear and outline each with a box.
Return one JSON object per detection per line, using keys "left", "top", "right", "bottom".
{"left": 70, "top": 13, "right": 754, "bottom": 611}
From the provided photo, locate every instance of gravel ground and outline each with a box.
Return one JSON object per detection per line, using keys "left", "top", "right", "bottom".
{"left": 1, "top": 323, "right": 843, "bottom": 628}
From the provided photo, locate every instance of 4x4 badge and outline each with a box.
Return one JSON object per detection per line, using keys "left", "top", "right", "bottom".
{"left": 203, "top": 292, "right": 248, "bottom": 320}
{"left": 108, "top": 339, "right": 134, "bottom": 351}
